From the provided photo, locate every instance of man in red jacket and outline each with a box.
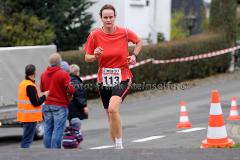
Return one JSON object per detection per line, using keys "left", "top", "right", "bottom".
{"left": 40, "top": 53, "right": 74, "bottom": 149}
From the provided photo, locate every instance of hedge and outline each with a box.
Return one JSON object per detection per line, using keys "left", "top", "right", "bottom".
{"left": 60, "top": 33, "right": 231, "bottom": 98}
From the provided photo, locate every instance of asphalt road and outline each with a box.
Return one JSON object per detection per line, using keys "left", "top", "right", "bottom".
{"left": 0, "top": 71, "right": 240, "bottom": 159}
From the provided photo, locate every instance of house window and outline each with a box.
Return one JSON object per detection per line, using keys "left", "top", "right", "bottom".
{"left": 130, "top": 0, "right": 146, "bottom": 7}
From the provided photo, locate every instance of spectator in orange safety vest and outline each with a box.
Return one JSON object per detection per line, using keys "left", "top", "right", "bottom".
{"left": 17, "top": 64, "right": 49, "bottom": 148}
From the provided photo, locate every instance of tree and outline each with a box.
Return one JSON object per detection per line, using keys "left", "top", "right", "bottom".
{"left": 171, "top": 10, "right": 188, "bottom": 40}
{"left": 0, "top": 11, "right": 55, "bottom": 47}
{"left": 209, "top": 0, "right": 237, "bottom": 45}
{"left": 34, "top": 0, "right": 95, "bottom": 51}
{"left": 1, "top": 0, "right": 95, "bottom": 51}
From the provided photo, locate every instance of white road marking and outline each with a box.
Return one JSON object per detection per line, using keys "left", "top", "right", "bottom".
{"left": 88, "top": 128, "right": 205, "bottom": 149}
{"left": 88, "top": 145, "right": 114, "bottom": 150}
{"left": 177, "top": 127, "right": 206, "bottom": 133}
{"left": 132, "top": 135, "right": 165, "bottom": 143}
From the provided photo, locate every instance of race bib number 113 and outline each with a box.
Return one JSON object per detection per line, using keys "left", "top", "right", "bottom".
{"left": 102, "top": 68, "right": 122, "bottom": 87}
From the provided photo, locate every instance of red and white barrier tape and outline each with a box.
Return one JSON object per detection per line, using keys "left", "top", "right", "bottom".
{"left": 129, "top": 58, "right": 153, "bottom": 68}
{"left": 81, "top": 46, "right": 240, "bottom": 81}
{"left": 153, "top": 46, "right": 240, "bottom": 64}
{"left": 81, "top": 73, "right": 98, "bottom": 81}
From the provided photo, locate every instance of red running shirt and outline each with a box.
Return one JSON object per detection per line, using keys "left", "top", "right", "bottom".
{"left": 84, "top": 26, "right": 140, "bottom": 83}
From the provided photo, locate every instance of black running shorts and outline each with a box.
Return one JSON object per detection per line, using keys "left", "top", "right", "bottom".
{"left": 98, "top": 79, "right": 131, "bottom": 109}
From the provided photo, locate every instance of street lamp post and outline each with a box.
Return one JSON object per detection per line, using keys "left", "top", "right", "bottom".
{"left": 185, "top": 15, "right": 196, "bottom": 36}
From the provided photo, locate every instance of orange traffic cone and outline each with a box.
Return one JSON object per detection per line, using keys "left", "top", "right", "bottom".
{"left": 227, "top": 97, "right": 240, "bottom": 120}
{"left": 177, "top": 101, "right": 192, "bottom": 128}
{"left": 201, "top": 90, "right": 234, "bottom": 148}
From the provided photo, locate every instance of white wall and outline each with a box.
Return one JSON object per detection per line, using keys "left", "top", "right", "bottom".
{"left": 155, "top": 0, "right": 171, "bottom": 40}
{"left": 124, "top": 0, "right": 150, "bottom": 42}
{"left": 125, "top": 0, "right": 171, "bottom": 42}
{"left": 148, "top": 0, "right": 158, "bottom": 43}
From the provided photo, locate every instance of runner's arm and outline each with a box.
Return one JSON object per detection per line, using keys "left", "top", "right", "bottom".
{"left": 133, "top": 39, "right": 142, "bottom": 57}
{"left": 85, "top": 47, "right": 103, "bottom": 62}
{"left": 85, "top": 53, "right": 97, "bottom": 62}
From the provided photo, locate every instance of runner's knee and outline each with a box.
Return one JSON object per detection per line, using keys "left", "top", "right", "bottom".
{"left": 108, "top": 105, "right": 118, "bottom": 114}
{"left": 108, "top": 97, "right": 121, "bottom": 113}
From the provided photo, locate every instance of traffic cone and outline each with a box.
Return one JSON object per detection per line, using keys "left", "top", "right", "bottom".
{"left": 227, "top": 97, "right": 240, "bottom": 120}
{"left": 201, "top": 90, "right": 234, "bottom": 148}
{"left": 177, "top": 101, "right": 192, "bottom": 128}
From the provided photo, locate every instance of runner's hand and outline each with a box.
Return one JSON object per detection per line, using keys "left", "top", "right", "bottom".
{"left": 127, "top": 55, "right": 136, "bottom": 65}
{"left": 94, "top": 47, "right": 103, "bottom": 58}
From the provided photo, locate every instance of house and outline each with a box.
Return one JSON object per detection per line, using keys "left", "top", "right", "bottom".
{"left": 88, "top": 0, "right": 205, "bottom": 43}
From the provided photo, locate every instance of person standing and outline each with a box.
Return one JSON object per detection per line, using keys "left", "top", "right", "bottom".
{"left": 60, "top": 61, "right": 70, "bottom": 73}
{"left": 84, "top": 4, "right": 142, "bottom": 149}
{"left": 17, "top": 64, "right": 49, "bottom": 148}
{"left": 60, "top": 61, "right": 73, "bottom": 102}
{"left": 68, "top": 64, "right": 88, "bottom": 134}
{"left": 40, "top": 53, "right": 74, "bottom": 149}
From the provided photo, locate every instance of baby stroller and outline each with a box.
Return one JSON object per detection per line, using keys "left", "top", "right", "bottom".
{"left": 62, "top": 126, "right": 83, "bottom": 149}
